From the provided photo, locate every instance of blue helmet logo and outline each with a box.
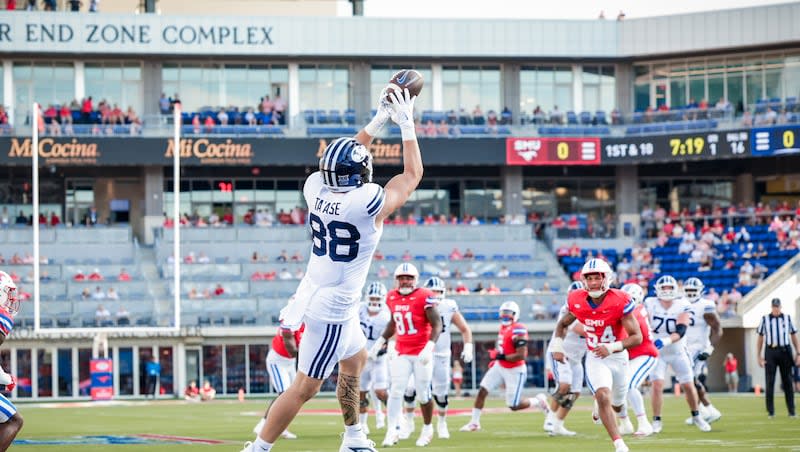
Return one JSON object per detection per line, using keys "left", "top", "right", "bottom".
{"left": 320, "top": 137, "right": 373, "bottom": 192}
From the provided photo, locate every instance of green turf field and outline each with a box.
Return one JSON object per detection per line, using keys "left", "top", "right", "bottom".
{"left": 11, "top": 393, "right": 799, "bottom": 451}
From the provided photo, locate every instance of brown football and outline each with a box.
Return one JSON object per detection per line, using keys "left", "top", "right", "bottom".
{"left": 386, "top": 69, "right": 424, "bottom": 101}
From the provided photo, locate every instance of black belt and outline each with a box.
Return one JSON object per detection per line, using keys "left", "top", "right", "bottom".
{"left": 767, "top": 345, "right": 790, "bottom": 350}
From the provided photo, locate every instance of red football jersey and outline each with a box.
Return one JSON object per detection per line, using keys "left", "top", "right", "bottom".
{"left": 496, "top": 322, "right": 528, "bottom": 369}
{"left": 567, "top": 288, "right": 634, "bottom": 352}
{"left": 386, "top": 287, "right": 436, "bottom": 355}
{"left": 627, "top": 304, "right": 659, "bottom": 359}
{"left": 271, "top": 324, "right": 305, "bottom": 358}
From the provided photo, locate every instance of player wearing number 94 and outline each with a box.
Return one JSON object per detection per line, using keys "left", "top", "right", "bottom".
{"left": 241, "top": 87, "right": 423, "bottom": 452}
{"left": 552, "top": 259, "right": 642, "bottom": 452}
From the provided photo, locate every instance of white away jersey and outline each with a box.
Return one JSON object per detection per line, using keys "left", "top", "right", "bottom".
{"left": 685, "top": 297, "right": 717, "bottom": 350}
{"left": 549, "top": 303, "right": 586, "bottom": 361}
{"left": 358, "top": 303, "right": 391, "bottom": 348}
{"left": 644, "top": 296, "right": 692, "bottom": 354}
{"left": 302, "top": 172, "right": 385, "bottom": 321}
{"left": 434, "top": 298, "right": 460, "bottom": 355}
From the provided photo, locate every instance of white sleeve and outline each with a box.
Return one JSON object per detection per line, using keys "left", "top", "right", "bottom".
{"left": 303, "top": 172, "right": 324, "bottom": 205}
{"left": 364, "top": 183, "right": 385, "bottom": 217}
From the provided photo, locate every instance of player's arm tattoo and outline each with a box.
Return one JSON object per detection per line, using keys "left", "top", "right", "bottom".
{"left": 426, "top": 305, "right": 441, "bottom": 344}
{"left": 620, "top": 312, "right": 643, "bottom": 349}
{"left": 704, "top": 312, "right": 723, "bottom": 345}
{"left": 337, "top": 373, "right": 361, "bottom": 426}
{"left": 554, "top": 311, "right": 576, "bottom": 339}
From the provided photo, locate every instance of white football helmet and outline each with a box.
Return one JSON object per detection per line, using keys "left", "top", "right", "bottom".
{"left": 683, "top": 277, "right": 705, "bottom": 302}
{"left": 424, "top": 276, "right": 446, "bottom": 299}
{"left": 620, "top": 283, "right": 645, "bottom": 305}
{"left": 655, "top": 275, "right": 679, "bottom": 300}
{"left": 394, "top": 263, "right": 419, "bottom": 295}
{"left": 499, "top": 300, "right": 520, "bottom": 325}
{"left": 580, "top": 258, "right": 613, "bottom": 298}
{"left": 568, "top": 280, "right": 585, "bottom": 293}
{"left": 366, "top": 281, "right": 387, "bottom": 313}
{"left": 0, "top": 271, "right": 19, "bottom": 316}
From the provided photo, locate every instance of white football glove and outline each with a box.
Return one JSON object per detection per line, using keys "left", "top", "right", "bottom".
{"left": 388, "top": 88, "right": 416, "bottom": 131}
{"left": 0, "top": 366, "right": 13, "bottom": 386}
{"left": 368, "top": 337, "right": 387, "bottom": 361}
{"left": 364, "top": 85, "right": 393, "bottom": 137}
{"left": 461, "top": 342, "right": 474, "bottom": 364}
{"left": 419, "top": 340, "right": 435, "bottom": 366}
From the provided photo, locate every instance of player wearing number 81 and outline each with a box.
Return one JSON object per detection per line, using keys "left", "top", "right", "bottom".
{"left": 242, "top": 86, "right": 423, "bottom": 452}
{"left": 643, "top": 275, "right": 711, "bottom": 434}
{"left": 552, "top": 259, "right": 642, "bottom": 452}
{"left": 370, "top": 263, "right": 441, "bottom": 447}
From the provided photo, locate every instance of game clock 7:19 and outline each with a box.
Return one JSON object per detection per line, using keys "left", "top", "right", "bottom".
{"left": 669, "top": 136, "right": 706, "bottom": 156}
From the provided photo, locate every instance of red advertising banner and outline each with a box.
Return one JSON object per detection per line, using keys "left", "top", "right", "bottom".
{"left": 506, "top": 137, "right": 601, "bottom": 165}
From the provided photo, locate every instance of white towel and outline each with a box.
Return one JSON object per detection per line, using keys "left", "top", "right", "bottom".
{"left": 279, "top": 277, "right": 320, "bottom": 331}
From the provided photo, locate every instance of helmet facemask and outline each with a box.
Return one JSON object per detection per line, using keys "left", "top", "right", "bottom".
{"left": 367, "top": 296, "right": 384, "bottom": 313}
{"left": 396, "top": 275, "right": 417, "bottom": 295}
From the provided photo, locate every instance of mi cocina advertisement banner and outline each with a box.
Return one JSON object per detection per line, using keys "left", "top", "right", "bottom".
{"left": 0, "top": 137, "right": 506, "bottom": 166}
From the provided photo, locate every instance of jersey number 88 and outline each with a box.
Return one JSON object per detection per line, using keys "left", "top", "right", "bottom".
{"left": 309, "top": 213, "right": 361, "bottom": 262}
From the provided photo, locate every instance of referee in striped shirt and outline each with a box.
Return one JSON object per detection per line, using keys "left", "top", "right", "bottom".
{"left": 756, "top": 298, "right": 800, "bottom": 418}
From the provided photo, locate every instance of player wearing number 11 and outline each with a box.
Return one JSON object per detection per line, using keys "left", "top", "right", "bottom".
{"left": 241, "top": 87, "right": 423, "bottom": 452}
{"left": 552, "top": 259, "right": 642, "bottom": 452}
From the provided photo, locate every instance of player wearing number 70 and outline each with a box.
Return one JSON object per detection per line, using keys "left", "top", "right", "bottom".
{"left": 552, "top": 259, "right": 642, "bottom": 452}
{"left": 241, "top": 87, "right": 423, "bottom": 452}
{"left": 643, "top": 275, "right": 711, "bottom": 434}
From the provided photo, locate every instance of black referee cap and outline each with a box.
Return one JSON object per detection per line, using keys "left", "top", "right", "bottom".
{"left": 771, "top": 298, "right": 781, "bottom": 307}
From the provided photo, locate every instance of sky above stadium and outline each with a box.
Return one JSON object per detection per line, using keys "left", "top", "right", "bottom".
{"left": 361, "top": 0, "right": 787, "bottom": 19}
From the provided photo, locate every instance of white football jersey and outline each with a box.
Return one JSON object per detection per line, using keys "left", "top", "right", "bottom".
{"left": 644, "top": 296, "right": 692, "bottom": 355}
{"left": 301, "top": 172, "right": 385, "bottom": 322}
{"left": 358, "top": 303, "right": 391, "bottom": 349}
{"left": 434, "top": 298, "right": 460, "bottom": 355}
{"left": 549, "top": 303, "right": 586, "bottom": 361}
{"left": 685, "top": 297, "right": 717, "bottom": 350}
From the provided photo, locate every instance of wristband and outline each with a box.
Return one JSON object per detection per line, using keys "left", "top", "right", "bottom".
{"left": 607, "top": 341, "right": 624, "bottom": 353}
{"left": 400, "top": 125, "right": 416, "bottom": 141}
{"left": 549, "top": 337, "right": 564, "bottom": 354}
{"left": 364, "top": 111, "right": 388, "bottom": 137}
{"left": 660, "top": 337, "right": 673, "bottom": 347}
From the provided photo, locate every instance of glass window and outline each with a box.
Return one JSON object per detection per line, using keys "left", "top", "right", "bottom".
{"left": 226, "top": 345, "right": 246, "bottom": 394}
{"left": 57, "top": 348, "right": 72, "bottom": 397}
{"left": 77, "top": 348, "right": 92, "bottom": 396}
{"left": 443, "top": 65, "right": 502, "bottom": 113}
{"left": 670, "top": 78, "right": 686, "bottom": 108}
{"left": 222, "top": 64, "right": 287, "bottom": 110}
{"left": 118, "top": 347, "right": 134, "bottom": 396}
{"left": 202, "top": 345, "right": 223, "bottom": 393}
{"left": 745, "top": 59, "right": 764, "bottom": 107}
{"left": 84, "top": 62, "right": 144, "bottom": 116}
{"left": 161, "top": 63, "right": 222, "bottom": 112}
{"left": 13, "top": 62, "right": 75, "bottom": 127}
{"left": 37, "top": 349, "right": 52, "bottom": 397}
{"left": 764, "top": 59, "right": 783, "bottom": 100}
{"left": 726, "top": 61, "right": 745, "bottom": 113}
{"left": 783, "top": 56, "right": 800, "bottom": 100}
{"left": 158, "top": 346, "right": 174, "bottom": 395}
{"left": 249, "top": 344, "right": 268, "bottom": 393}
{"left": 16, "top": 349, "right": 32, "bottom": 398}
{"left": 298, "top": 64, "right": 350, "bottom": 112}
{"left": 520, "top": 66, "right": 572, "bottom": 115}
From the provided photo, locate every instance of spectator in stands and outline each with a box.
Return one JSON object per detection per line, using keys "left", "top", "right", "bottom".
{"left": 472, "top": 282, "right": 486, "bottom": 293}
{"left": 159, "top": 93, "right": 170, "bottom": 115}
{"left": 244, "top": 107, "right": 256, "bottom": 126}
{"left": 377, "top": 265, "right": 389, "bottom": 278}
{"left": 272, "top": 94, "right": 287, "bottom": 125}
{"left": 201, "top": 380, "right": 217, "bottom": 401}
{"left": 213, "top": 284, "right": 225, "bottom": 297}
{"left": 454, "top": 281, "right": 469, "bottom": 294}
{"left": 547, "top": 300, "right": 561, "bottom": 319}
{"left": 188, "top": 288, "right": 201, "bottom": 299}
{"left": 89, "top": 268, "right": 103, "bottom": 281}
{"left": 294, "top": 268, "right": 304, "bottom": 279}
{"left": 463, "top": 248, "right": 475, "bottom": 259}
{"left": 73, "top": 270, "right": 86, "bottom": 281}
{"left": 567, "top": 215, "right": 579, "bottom": 237}
{"left": 197, "top": 252, "right": 210, "bottom": 264}
{"left": 106, "top": 287, "right": 119, "bottom": 300}
{"left": 754, "top": 243, "right": 769, "bottom": 259}
{"left": 449, "top": 248, "right": 463, "bottom": 261}
{"left": 291, "top": 250, "right": 303, "bottom": 262}
{"left": 203, "top": 115, "right": 215, "bottom": 133}
{"left": 436, "top": 120, "right": 449, "bottom": 136}
{"left": 85, "top": 205, "right": 99, "bottom": 226}
{"left": 486, "top": 283, "right": 501, "bottom": 294}
{"left": 402, "top": 250, "right": 412, "bottom": 261}
{"left": 80, "top": 287, "right": 91, "bottom": 300}
{"left": 278, "top": 268, "right": 292, "bottom": 280}
{"left": 373, "top": 249, "right": 384, "bottom": 260}
{"left": 116, "top": 306, "right": 130, "bottom": 325}
{"left": 531, "top": 301, "right": 546, "bottom": 320}
{"left": 112, "top": 268, "right": 130, "bottom": 283}
{"left": 95, "top": 304, "right": 111, "bottom": 326}
{"left": 217, "top": 109, "right": 229, "bottom": 126}
{"left": 184, "top": 380, "right": 201, "bottom": 402}
{"left": 276, "top": 250, "right": 289, "bottom": 263}
{"left": 496, "top": 266, "right": 510, "bottom": 278}
{"left": 520, "top": 283, "right": 535, "bottom": 294}
{"left": 192, "top": 114, "right": 201, "bottom": 134}
{"left": 463, "top": 266, "right": 478, "bottom": 279}
{"left": 568, "top": 242, "right": 581, "bottom": 258}
{"left": 92, "top": 286, "right": 105, "bottom": 300}
{"left": 549, "top": 105, "right": 562, "bottom": 125}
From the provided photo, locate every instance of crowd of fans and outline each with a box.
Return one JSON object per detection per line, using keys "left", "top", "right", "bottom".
{"left": 38, "top": 97, "right": 142, "bottom": 136}
{"left": 5, "top": 0, "right": 99, "bottom": 11}
{"left": 163, "top": 91, "right": 289, "bottom": 131}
